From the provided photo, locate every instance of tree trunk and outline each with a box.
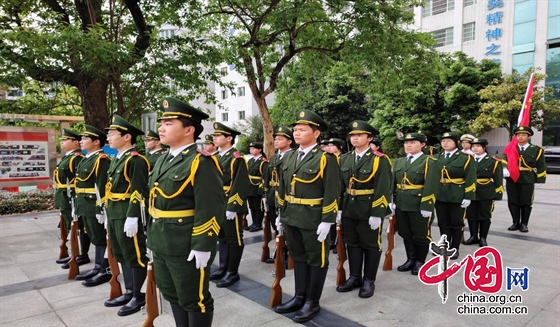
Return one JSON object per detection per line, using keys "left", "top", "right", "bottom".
{"left": 78, "top": 79, "right": 110, "bottom": 129}
{"left": 254, "top": 95, "right": 275, "bottom": 157}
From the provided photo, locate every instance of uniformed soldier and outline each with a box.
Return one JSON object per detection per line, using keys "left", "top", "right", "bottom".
{"left": 460, "top": 134, "right": 476, "bottom": 155}
{"left": 418, "top": 130, "right": 439, "bottom": 156}
{"left": 54, "top": 129, "right": 89, "bottom": 266}
{"left": 103, "top": 115, "right": 150, "bottom": 316}
{"left": 337, "top": 121, "right": 392, "bottom": 298}
{"left": 74, "top": 125, "right": 112, "bottom": 286}
{"left": 245, "top": 142, "right": 268, "bottom": 232}
{"left": 369, "top": 138, "right": 383, "bottom": 155}
{"left": 505, "top": 126, "right": 547, "bottom": 233}
{"left": 144, "top": 129, "right": 165, "bottom": 168}
{"left": 435, "top": 132, "right": 476, "bottom": 260}
{"left": 210, "top": 123, "right": 250, "bottom": 287}
{"left": 321, "top": 138, "right": 346, "bottom": 252}
{"left": 203, "top": 134, "right": 218, "bottom": 155}
{"left": 262, "top": 126, "right": 294, "bottom": 263}
{"left": 463, "top": 138, "right": 503, "bottom": 247}
{"left": 147, "top": 97, "right": 225, "bottom": 326}
{"left": 274, "top": 110, "right": 341, "bottom": 323}
{"left": 392, "top": 132, "right": 441, "bottom": 275}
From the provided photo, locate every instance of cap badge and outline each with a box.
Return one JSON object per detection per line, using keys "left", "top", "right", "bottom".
{"left": 163, "top": 100, "right": 169, "bottom": 109}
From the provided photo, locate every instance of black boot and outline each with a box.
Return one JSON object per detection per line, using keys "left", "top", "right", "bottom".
{"left": 56, "top": 256, "right": 71, "bottom": 264}
{"left": 412, "top": 243, "right": 430, "bottom": 275}
{"left": 210, "top": 242, "right": 229, "bottom": 280}
{"left": 244, "top": 223, "right": 255, "bottom": 231}
{"left": 216, "top": 245, "right": 243, "bottom": 287}
{"left": 293, "top": 265, "right": 328, "bottom": 323}
{"left": 274, "top": 261, "right": 308, "bottom": 313}
{"left": 329, "top": 225, "right": 337, "bottom": 249}
{"left": 450, "top": 229, "right": 463, "bottom": 260}
{"left": 359, "top": 250, "right": 381, "bottom": 298}
{"left": 188, "top": 311, "right": 213, "bottom": 327}
{"left": 463, "top": 219, "right": 479, "bottom": 245}
{"left": 508, "top": 204, "right": 521, "bottom": 230}
{"left": 61, "top": 253, "right": 91, "bottom": 269}
{"left": 118, "top": 267, "right": 147, "bottom": 316}
{"left": 336, "top": 246, "right": 363, "bottom": 292}
{"left": 520, "top": 206, "right": 531, "bottom": 233}
{"left": 479, "top": 220, "right": 491, "bottom": 247}
{"left": 83, "top": 258, "right": 111, "bottom": 287}
{"left": 76, "top": 245, "right": 105, "bottom": 280}
{"left": 79, "top": 228, "right": 91, "bottom": 257}
{"left": 411, "top": 260, "right": 424, "bottom": 276}
{"left": 105, "top": 264, "right": 133, "bottom": 307}
{"left": 171, "top": 303, "right": 189, "bottom": 327}
{"left": 397, "top": 239, "right": 416, "bottom": 272}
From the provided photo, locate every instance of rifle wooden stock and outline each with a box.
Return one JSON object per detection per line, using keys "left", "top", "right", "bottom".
{"left": 383, "top": 215, "right": 396, "bottom": 271}
{"left": 261, "top": 212, "right": 271, "bottom": 262}
{"left": 107, "top": 237, "right": 123, "bottom": 299}
{"left": 59, "top": 214, "right": 68, "bottom": 259}
{"left": 287, "top": 253, "right": 294, "bottom": 270}
{"left": 270, "top": 234, "right": 285, "bottom": 308}
{"left": 242, "top": 213, "right": 248, "bottom": 229}
{"left": 335, "top": 224, "right": 346, "bottom": 286}
{"left": 67, "top": 220, "right": 80, "bottom": 279}
{"left": 142, "top": 262, "right": 158, "bottom": 327}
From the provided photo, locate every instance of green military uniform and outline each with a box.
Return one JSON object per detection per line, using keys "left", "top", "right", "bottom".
{"left": 337, "top": 120, "right": 392, "bottom": 298}
{"left": 505, "top": 126, "right": 547, "bottom": 233}
{"left": 210, "top": 122, "right": 250, "bottom": 288}
{"left": 74, "top": 125, "right": 112, "bottom": 285}
{"left": 147, "top": 98, "right": 225, "bottom": 323}
{"left": 392, "top": 132, "right": 441, "bottom": 275}
{"left": 274, "top": 110, "right": 341, "bottom": 323}
{"left": 145, "top": 129, "right": 165, "bottom": 168}
{"left": 464, "top": 138, "right": 503, "bottom": 247}
{"left": 246, "top": 142, "right": 268, "bottom": 232}
{"left": 104, "top": 115, "right": 149, "bottom": 316}
{"left": 434, "top": 132, "right": 476, "bottom": 258}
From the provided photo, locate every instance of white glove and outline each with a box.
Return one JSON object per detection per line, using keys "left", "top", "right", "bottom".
{"left": 71, "top": 207, "right": 76, "bottom": 220}
{"left": 389, "top": 203, "right": 396, "bottom": 215}
{"left": 336, "top": 210, "right": 342, "bottom": 224}
{"left": 369, "top": 217, "right": 382, "bottom": 230}
{"left": 96, "top": 213, "right": 106, "bottom": 225}
{"left": 535, "top": 183, "right": 544, "bottom": 188}
{"left": 187, "top": 250, "right": 211, "bottom": 269}
{"left": 262, "top": 197, "right": 268, "bottom": 212}
{"left": 226, "top": 211, "right": 237, "bottom": 220}
{"left": 461, "top": 199, "right": 471, "bottom": 208}
{"left": 124, "top": 217, "right": 138, "bottom": 238}
{"left": 420, "top": 210, "right": 432, "bottom": 218}
{"left": 316, "top": 222, "right": 333, "bottom": 242}
{"left": 275, "top": 216, "right": 283, "bottom": 234}
{"left": 503, "top": 168, "right": 510, "bottom": 178}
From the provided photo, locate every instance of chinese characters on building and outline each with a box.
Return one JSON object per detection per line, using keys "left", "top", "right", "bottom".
{"left": 485, "top": 0, "right": 504, "bottom": 63}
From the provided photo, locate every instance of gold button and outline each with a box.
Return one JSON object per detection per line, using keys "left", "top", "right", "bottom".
{"left": 174, "top": 175, "right": 178, "bottom": 178}
{"left": 154, "top": 194, "right": 157, "bottom": 198}
{"left": 178, "top": 218, "right": 183, "bottom": 223}
{"left": 109, "top": 177, "right": 112, "bottom": 180}
{"left": 154, "top": 182, "right": 159, "bottom": 186}
{"left": 152, "top": 219, "right": 155, "bottom": 223}
{"left": 117, "top": 170, "right": 120, "bottom": 173}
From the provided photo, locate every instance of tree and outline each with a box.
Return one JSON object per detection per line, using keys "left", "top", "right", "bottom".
{"left": 0, "top": 1, "right": 224, "bottom": 129}
{"left": 188, "top": 0, "right": 423, "bottom": 156}
{"left": 471, "top": 69, "right": 560, "bottom": 139}
{"left": 233, "top": 114, "right": 264, "bottom": 155}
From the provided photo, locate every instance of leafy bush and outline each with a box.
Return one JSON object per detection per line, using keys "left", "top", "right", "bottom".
{"left": 0, "top": 189, "right": 55, "bottom": 215}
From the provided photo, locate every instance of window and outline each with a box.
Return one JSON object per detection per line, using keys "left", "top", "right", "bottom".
{"left": 221, "top": 67, "right": 227, "bottom": 74}
{"left": 237, "top": 86, "right": 245, "bottom": 96}
{"left": 512, "top": 52, "right": 534, "bottom": 74}
{"left": 158, "top": 30, "right": 175, "bottom": 38}
{"left": 514, "top": 1, "right": 537, "bottom": 24}
{"left": 422, "top": 1, "right": 431, "bottom": 17}
{"left": 464, "top": 0, "right": 474, "bottom": 7}
{"left": 463, "top": 22, "right": 475, "bottom": 42}
{"left": 549, "top": 0, "right": 560, "bottom": 40}
{"left": 423, "top": 0, "right": 454, "bottom": 17}
{"left": 222, "top": 113, "right": 229, "bottom": 122}
{"left": 433, "top": 27, "right": 454, "bottom": 47}
{"left": 239, "top": 111, "right": 246, "bottom": 120}
{"left": 543, "top": 47, "right": 560, "bottom": 146}
{"left": 221, "top": 89, "right": 228, "bottom": 99}
{"left": 513, "top": 22, "right": 536, "bottom": 45}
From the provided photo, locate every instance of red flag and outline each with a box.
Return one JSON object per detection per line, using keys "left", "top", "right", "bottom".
{"left": 503, "top": 73, "right": 534, "bottom": 182}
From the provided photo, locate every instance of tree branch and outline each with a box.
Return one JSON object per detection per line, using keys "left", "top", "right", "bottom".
{"left": 42, "top": 0, "right": 70, "bottom": 25}
{"left": 121, "top": 0, "right": 151, "bottom": 71}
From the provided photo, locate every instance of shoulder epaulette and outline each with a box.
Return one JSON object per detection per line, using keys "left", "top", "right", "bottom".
{"left": 428, "top": 156, "right": 438, "bottom": 161}
{"left": 75, "top": 152, "right": 83, "bottom": 157}
{"left": 130, "top": 151, "right": 139, "bottom": 156}
{"left": 162, "top": 151, "right": 167, "bottom": 154}
{"left": 99, "top": 153, "right": 108, "bottom": 159}
{"left": 233, "top": 151, "right": 241, "bottom": 158}
{"left": 197, "top": 148, "right": 211, "bottom": 156}
{"left": 262, "top": 157, "right": 268, "bottom": 162}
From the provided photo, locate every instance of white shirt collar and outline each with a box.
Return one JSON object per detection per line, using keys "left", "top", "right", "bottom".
{"left": 219, "top": 147, "right": 233, "bottom": 156}
{"left": 407, "top": 151, "right": 423, "bottom": 163}
{"left": 149, "top": 148, "right": 162, "bottom": 155}
{"left": 253, "top": 154, "right": 262, "bottom": 160}
{"left": 278, "top": 148, "right": 292, "bottom": 159}
{"left": 86, "top": 149, "right": 102, "bottom": 158}
{"left": 297, "top": 144, "right": 317, "bottom": 158}
{"left": 475, "top": 153, "right": 487, "bottom": 161}
{"left": 170, "top": 143, "right": 195, "bottom": 158}
{"left": 519, "top": 143, "right": 529, "bottom": 151}
{"left": 65, "top": 150, "right": 76, "bottom": 156}
{"left": 444, "top": 148, "right": 458, "bottom": 157}
{"left": 355, "top": 148, "right": 369, "bottom": 159}
{"left": 117, "top": 147, "right": 135, "bottom": 159}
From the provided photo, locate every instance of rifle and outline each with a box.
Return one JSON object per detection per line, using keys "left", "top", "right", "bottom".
{"left": 58, "top": 213, "right": 69, "bottom": 259}
{"left": 141, "top": 196, "right": 159, "bottom": 327}
{"left": 242, "top": 213, "right": 248, "bottom": 229}
{"left": 383, "top": 214, "right": 396, "bottom": 271}
{"left": 269, "top": 228, "right": 285, "bottom": 308}
{"left": 66, "top": 180, "right": 79, "bottom": 279}
{"left": 261, "top": 211, "right": 271, "bottom": 262}
{"left": 287, "top": 253, "right": 294, "bottom": 270}
{"left": 95, "top": 184, "right": 122, "bottom": 299}
{"left": 335, "top": 223, "right": 346, "bottom": 286}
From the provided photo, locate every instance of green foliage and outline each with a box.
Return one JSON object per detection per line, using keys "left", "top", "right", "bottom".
{"left": 233, "top": 114, "right": 264, "bottom": 155}
{"left": 472, "top": 68, "right": 560, "bottom": 139}
{"left": 0, "top": 189, "right": 55, "bottom": 215}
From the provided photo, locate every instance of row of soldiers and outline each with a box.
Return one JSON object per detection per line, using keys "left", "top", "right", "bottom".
{"left": 53, "top": 98, "right": 546, "bottom": 326}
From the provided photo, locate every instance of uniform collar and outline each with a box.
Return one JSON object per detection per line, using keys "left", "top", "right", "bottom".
{"left": 355, "top": 148, "right": 368, "bottom": 159}
{"left": 149, "top": 148, "right": 162, "bottom": 155}
{"left": 117, "top": 147, "right": 135, "bottom": 159}
{"left": 86, "top": 149, "right": 102, "bottom": 158}
{"left": 475, "top": 153, "right": 487, "bottom": 161}
{"left": 407, "top": 151, "right": 423, "bottom": 163}
{"left": 169, "top": 143, "right": 194, "bottom": 158}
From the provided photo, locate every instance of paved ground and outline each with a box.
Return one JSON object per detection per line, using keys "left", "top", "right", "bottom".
{"left": 1, "top": 175, "right": 559, "bottom": 326}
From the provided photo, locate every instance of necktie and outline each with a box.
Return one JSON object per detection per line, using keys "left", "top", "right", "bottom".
{"left": 406, "top": 155, "right": 412, "bottom": 168}
{"left": 356, "top": 155, "right": 361, "bottom": 163}
{"left": 297, "top": 150, "right": 304, "bottom": 163}
{"left": 445, "top": 153, "right": 450, "bottom": 161}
